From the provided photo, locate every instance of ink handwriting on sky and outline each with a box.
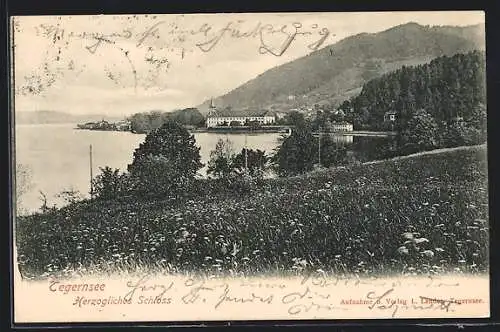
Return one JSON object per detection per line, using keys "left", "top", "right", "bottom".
{"left": 21, "top": 19, "right": 334, "bottom": 95}
{"left": 36, "top": 19, "right": 333, "bottom": 55}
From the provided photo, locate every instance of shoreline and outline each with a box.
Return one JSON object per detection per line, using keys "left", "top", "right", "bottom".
{"left": 75, "top": 126, "right": 292, "bottom": 135}
{"left": 74, "top": 126, "right": 396, "bottom": 137}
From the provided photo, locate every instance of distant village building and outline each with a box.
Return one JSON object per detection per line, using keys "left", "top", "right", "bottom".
{"left": 77, "top": 119, "right": 113, "bottom": 130}
{"left": 206, "top": 100, "right": 275, "bottom": 128}
{"left": 384, "top": 111, "right": 397, "bottom": 122}
{"left": 333, "top": 109, "right": 345, "bottom": 116}
{"left": 115, "top": 120, "right": 132, "bottom": 131}
{"left": 275, "top": 112, "right": 287, "bottom": 120}
{"left": 330, "top": 121, "right": 353, "bottom": 132}
{"left": 77, "top": 119, "right": 131, "bottom": 131}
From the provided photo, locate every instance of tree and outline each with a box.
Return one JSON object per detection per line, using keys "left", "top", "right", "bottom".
{"left": 466, "top": 103, "right": 487, "bottom": 136}
{"left": 207, "top": 138, "right": 235, "bottom": 179}
{"left": 319, "top": 135, "right": 348, "bottom": 167}
{"left": 440, "top": 120, "right": 484, "bottom": 148}
{"left": 271, "top": 127, "right": 317, "bottom": 176}
{"left": 312, "top": 109, "right": 330, "bottom": 131}
{"left": 128, "top": 121, "right": 203, "bottom": 195}
{"left": 232, "top": 148, "right": 268, "bottom": 177}
{"left": 399, "top": 109, "right": 439, "bottom": 155}
{"left": 282, "top": 111, "right": 306, "bottom": 128}
{"left": 92, "top": 166, "right": 129, "bottom": 199}
{"left": 128, "top": 111, "right": 164, "bottom": 134}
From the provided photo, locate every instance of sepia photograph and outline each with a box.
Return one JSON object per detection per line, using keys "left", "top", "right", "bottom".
{"left": 11, "top": 11, "right": 489, "bottom": 323}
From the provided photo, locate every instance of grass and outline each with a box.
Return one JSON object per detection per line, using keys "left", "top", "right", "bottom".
{"left": 15, "top": 145, "right": 489, "bottom": 279}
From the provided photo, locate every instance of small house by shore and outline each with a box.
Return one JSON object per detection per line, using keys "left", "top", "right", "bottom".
{"left": 330, "top": 121, "right": 353, "bottom": 132}
{"left": 384, "top": 111, "right": 397, "bottom": 122}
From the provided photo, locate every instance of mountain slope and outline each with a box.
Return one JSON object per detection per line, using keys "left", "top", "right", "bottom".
{"left": 198, "top": 22, "right": 485, "bottom": 113}
{"left": 15, "top": 111, "right": 123, "bottom": 124}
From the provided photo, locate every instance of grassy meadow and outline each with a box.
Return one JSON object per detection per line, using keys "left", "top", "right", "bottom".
{"left": 16, "top": 145, "right": 488, "bottom": 279}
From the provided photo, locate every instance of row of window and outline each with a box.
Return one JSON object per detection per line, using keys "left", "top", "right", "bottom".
{"left": 208, "top": 117, "right": 274, "bottom": 121}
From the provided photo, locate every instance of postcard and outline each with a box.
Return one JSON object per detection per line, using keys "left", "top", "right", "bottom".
{"left": 11, "top": 11, "right": 489, "bottom": 324}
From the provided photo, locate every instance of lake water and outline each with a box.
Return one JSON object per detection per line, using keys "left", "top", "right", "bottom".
{"left": 14, "top": 123, "right": 391, "bottom": 215}
{"left": 14, "top": 124, "right": 284, "bottom": 214}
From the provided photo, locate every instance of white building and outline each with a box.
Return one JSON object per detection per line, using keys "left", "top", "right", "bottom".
{"left": 384, "top": 111, "right": 397, "bottom": 122}
{"left": 330, "top": 122, "right": 353, "bottom": 132}
{"left": 115, "top": 119, "right": 131, "bottom": 131}
{"left": 206, "top": 100, "right": 275, "bottom": 128}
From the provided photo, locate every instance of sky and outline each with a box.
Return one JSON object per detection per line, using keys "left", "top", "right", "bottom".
{"left": 12, "top": 11, "right": 485, "bottom": 116}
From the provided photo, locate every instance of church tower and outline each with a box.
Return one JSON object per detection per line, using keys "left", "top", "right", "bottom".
{"left": 207, "top": 98, "right": 217, "bottom": 117}
{"left": 206, "top": 98, "right": 218, "bottom": 128}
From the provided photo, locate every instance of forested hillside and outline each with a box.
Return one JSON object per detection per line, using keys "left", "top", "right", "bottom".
{"left": 339, "top": 50, "right": 486, "bottom": 131}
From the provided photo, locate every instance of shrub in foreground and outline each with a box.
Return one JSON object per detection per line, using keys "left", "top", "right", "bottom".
{"left": 16, "top": 146, "right": 488, "bottom": 278}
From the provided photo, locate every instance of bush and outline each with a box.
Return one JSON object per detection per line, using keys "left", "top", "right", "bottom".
{"left": 16, "top": 146, "right": 488, "bottom": 278}
{"left": 399, "top": 109, "right": 439, "bottom": 155}
{"left": 271, "top": 127, "right": 318, "bottom": 176}
{"left": 129, "top": 154, "right": 196, "bottom": 199}
{"left": 128, "top": 120, "right": 203, "bottom": 196}
{"left": 92, "top": 167, "right": 130, "bottom": 200}
{"left": 319, "top": 135, "right": 348, "bottom": 167}
{"left": 440, "top": 121, "right": 486, "bottom": 148}
{"left": 232, "top": 148, "right": 268, "bottom": 177}
{"left": 207, "top": 138, "right": 235, "bottom": 179}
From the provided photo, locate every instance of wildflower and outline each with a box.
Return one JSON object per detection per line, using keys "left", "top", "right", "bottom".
{"left": 414, "top": 238, "right": 429, "bottom": 245}
{"left": 402, "top": 232, "right": 414, "bottom": 240}
{"left": 397, "top": 246, "right": 409, "bottom": 255}
{"left": 421, "top": 250, "right": 434, "bottom": 258}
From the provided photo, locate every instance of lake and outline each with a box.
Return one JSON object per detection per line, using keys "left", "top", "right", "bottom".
{"left": 14, "top": 124, "right": 392, "bottom": 215}
{"left": 14, "top": 124, "right": 284, "bottom": 214}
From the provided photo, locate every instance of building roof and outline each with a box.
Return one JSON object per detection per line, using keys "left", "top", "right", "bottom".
{"left": 208, "top": 108, "right": 273, "bottom": 117}
{"left": 331, "top": 121, "right": 352, "bottom": 125}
